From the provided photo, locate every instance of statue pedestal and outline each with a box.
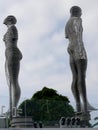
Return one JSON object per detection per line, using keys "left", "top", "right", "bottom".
{"left": 11, "top": 116, "right": 33, "bottom": 128}
{"left": 75, "top": 112, "right": 91, "bottom": 120}
{"left": 75, "top": 112, "right": 91, "bottom": 127}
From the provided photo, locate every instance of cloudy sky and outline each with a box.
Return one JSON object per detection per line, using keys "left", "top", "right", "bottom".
{"left": 0, "top": 0, "right": 98, "bottom": 117}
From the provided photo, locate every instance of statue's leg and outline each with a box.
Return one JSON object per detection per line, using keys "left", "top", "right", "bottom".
{"left": 70, "top": 57, "right": 81, "bottom": 112}
{"left": 5, "top": 61, "right": 13, "bottom": 118}
{"left": 7, "top": 60, "right": 21, "bottom": 108}
{"left": 76, "top": 59, "right": 87, "bottom": 114}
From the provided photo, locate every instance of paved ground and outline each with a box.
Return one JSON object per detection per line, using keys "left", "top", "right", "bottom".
{"left": 1, "top": 127, "right": 92, "bottom": 129}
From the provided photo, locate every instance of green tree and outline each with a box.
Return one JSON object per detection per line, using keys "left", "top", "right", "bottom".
{"left": 19, "top": 87, "right": 75, "bottom": 122}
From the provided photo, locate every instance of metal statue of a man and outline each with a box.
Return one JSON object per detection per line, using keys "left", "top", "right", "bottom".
{"left": 3, "top": 15, "right": 22, "bottom": 118}
{"left": 65, "top": 6, "right": 95, "bottom": 115}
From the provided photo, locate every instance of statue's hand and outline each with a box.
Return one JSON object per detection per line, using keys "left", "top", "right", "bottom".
{"left": 67, "top": 47, "right": 73, "bottom": 56}
{"left": 78, "top": 44, "right": 83, "bottom": 57}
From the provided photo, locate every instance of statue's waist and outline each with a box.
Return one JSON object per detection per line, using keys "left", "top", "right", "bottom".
{"left": 5, "top": 47, "right": 22, "bottom": 60}
{"left": 67, "top": 43, "right": 87, "bottom": 59}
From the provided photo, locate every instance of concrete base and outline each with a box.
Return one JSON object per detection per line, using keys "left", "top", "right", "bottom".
{"left": 11, "top": 116, "right": 33, "bottom": 128}
{"left": 75, "top": 112, "right": 91, "bottom": 120}
{"left": 0, "top": 128, "right": 94, "bottom": 130}
{"left": 75, "top": 112, "right": 91, "bottom": 127}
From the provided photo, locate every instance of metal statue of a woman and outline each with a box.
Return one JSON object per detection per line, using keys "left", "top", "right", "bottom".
{"left": 3, "top": 15, "right": 22, "bottom": 118}
{"left": 65, "top": 6, "right": 95, "bottom": 115}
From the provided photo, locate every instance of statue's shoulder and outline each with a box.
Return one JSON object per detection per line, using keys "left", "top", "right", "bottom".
{"left": 8, "top": 25, "right": 18, "bottom": 36}
{"left": 66, "top": 17, "right": 75, "bottom": 27}
{"left": 9, "top": 25, "right": 17, "bottom": 32}
{"left": 7, "top": 25, "right": 18, "bottom": 39}
{"left": 65, "top": 17, "right": 75, "bottom": 30}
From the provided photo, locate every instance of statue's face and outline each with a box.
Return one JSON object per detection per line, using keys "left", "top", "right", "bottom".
{"left": 3, "top": 20, "right": 12, "bottom": 26}
{"left": 3, "top": 17, "right": 8, "bottom": 25}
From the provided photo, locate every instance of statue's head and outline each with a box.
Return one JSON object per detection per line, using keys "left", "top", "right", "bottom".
{"left": 70, "top": 6, "right": 82, "bottom": 17}
{"left": 3, "top": 15, "right": 17, "bottom": 25}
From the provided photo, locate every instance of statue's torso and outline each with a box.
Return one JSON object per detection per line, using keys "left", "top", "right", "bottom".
{"left": 65, "top": 17, "right": 87, "bottom": 60}
{"left": 4, "top": 25, "right": 22, "bottom": 60}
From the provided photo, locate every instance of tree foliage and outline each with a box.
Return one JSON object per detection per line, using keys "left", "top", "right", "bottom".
{"left": 19, "top": 87, "right": 75, "bottom": 122}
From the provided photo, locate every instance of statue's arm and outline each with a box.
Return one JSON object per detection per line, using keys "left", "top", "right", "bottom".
{"left": 73, "top": 19, "right": 81, "bottom": 36}
{"left": 8, "top": 26, "right": 18, "bottom": 41}
{"left": 73, "top": 18, "right": 83, "bottom": 40}
{"left": 73, "top": 19, "right": 83, "bottom": 54}
{"left": 65, "top": 24, "right": 69, "bottom": 39}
